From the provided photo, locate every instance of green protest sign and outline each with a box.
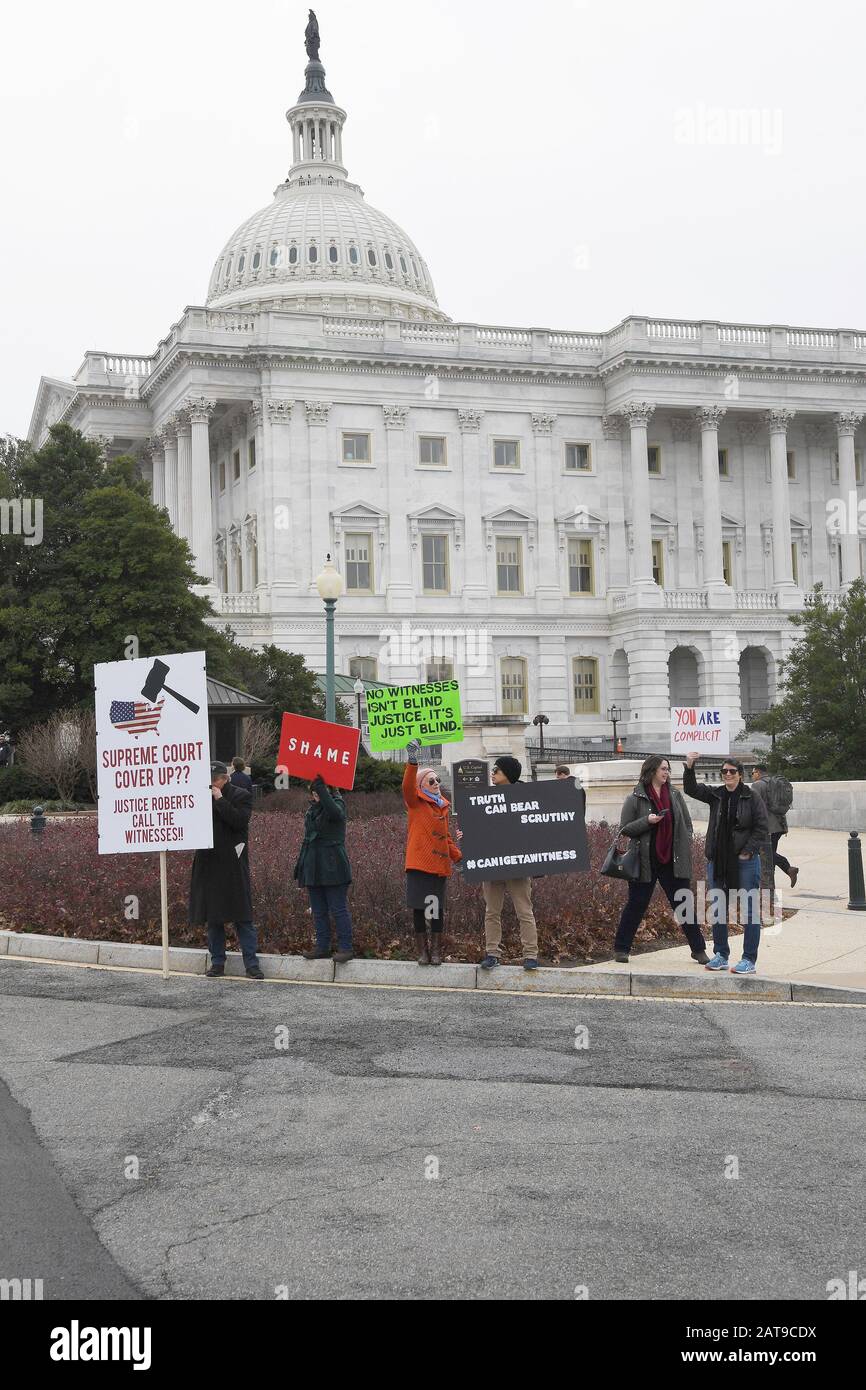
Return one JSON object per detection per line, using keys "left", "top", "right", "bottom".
{"left": 365, "top": 681, "right": 463, "bottom": 751}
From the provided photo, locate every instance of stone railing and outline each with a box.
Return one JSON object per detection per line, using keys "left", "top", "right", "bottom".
{"left": 401, "top": 323, "right": 460, "bottom": 345}
{"left": 787, "top": 328, "right": 838, "bottom": 350}
{"left": 475, "top": 327, "right": 532, "bottom": 348}
{"left": 665, "top": 590, "right": 709, "bottom": 609}
{"left": 718, "top": 325, "right": 769, "bottom": 346}
{"left": 549, "top": 331, "right": 604, "bottom": 352}
{"left": 217, "top": 593, "right": 260, "bottom": 615}
{"left": 647, "top": 320, "right": 701, "bottom": 341}
{"left": 104, "top": 356, "right": 152, "bottom": 377}
{"left": 736, "top": 591, "right": 780, "bottom": 610}
{"left": 205, "top": 312, "right": 258, "bottom": 334}
{"left": 322, "top": 318, "right": 385, "bottom": 338}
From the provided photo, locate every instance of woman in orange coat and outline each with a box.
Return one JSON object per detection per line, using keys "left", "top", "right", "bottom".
{"left": 402, "top": 739, "right": 462, "bottom": 966}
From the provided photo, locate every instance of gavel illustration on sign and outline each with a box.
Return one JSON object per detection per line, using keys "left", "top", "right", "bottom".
{"left": 141, "top": 659, "right": 201, "bottom": 714}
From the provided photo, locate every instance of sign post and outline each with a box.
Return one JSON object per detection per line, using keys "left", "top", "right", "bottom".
{"left": 95, "top": 651, "right": 212, "bottom": 982}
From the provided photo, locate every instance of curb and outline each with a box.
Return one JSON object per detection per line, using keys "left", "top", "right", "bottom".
{"left": 1, "top": 931, "right": 865, "bottom": 1005}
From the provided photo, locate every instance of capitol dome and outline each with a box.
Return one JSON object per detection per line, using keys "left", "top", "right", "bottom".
{"left": 207, "top": 17, "right": 447, "bottom": 323}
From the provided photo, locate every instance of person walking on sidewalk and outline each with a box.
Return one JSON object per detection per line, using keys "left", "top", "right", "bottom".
{"left": 191, "top": 762, "right": 264, "bottom": 980}
{"left": 402, "top": 740, "right": 462, "bottom": 966}
{"left": 479, "top": 756, "right": 541, "bottom": 973}
{"left": 750, "top": 765, "right": 799, "bottom": 887}
{"left": 294, "top": 775, "right": 354, "bottom": 964}
{"left": 612, "top": 755, "right": 709, "bottom": 965}
{"left": 684, "top": 753, "right": 769, "bottom": 975}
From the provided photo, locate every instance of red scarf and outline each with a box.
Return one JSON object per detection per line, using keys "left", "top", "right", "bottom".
{"left": 647, "top": 780, "right": 673, "bottom": 864}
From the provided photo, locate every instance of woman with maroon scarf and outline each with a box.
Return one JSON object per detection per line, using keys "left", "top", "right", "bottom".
{"left": 612, "top": 755, "right": 709, "bottom": 965}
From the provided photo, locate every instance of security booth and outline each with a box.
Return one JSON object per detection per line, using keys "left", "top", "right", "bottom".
{"left": 207, "top": 677, "right": 272, "bottom": 766}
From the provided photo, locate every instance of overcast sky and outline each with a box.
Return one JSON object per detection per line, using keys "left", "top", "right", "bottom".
{"left": 3, "top": 0, "right": 865, "bottom": 437}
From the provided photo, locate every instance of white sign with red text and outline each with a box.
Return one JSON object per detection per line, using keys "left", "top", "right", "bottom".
{"left": 95, "top": 651, "right": 213, "bottom": 855}
{"left": 670, "top": 706, "right": 730, "bottom": 757}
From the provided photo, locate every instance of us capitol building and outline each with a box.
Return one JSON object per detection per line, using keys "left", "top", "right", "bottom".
{"left": 28, "top": 14, "right": 866, "bottom": 753}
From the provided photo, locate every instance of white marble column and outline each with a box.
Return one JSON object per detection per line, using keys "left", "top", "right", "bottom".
{"left": 150, "top": 434, "right": 166, "bottom": 510}
{"left": 305, "top": 401, "right": 332, "bottom": 594}
{"left": 621, "top": 402, "right": 657, "bottom": 594}
{"left": 267, "top": 399, "right": 296, "bottom": 599}
{"left": 175, "top": 414, "right": 193, "bottom": 547}
{"left": 187, "top": 398, "right": 215, "bottom": 583}
{"left": 163, "top": 419, "right": 179, "bottom": 532}
{"left": 459, "top": 409, "right": 488, "bottom": 611}
{"left": 835, "top": 412, "right": 863, "bottom": 586}
{"left": 383, "top": 405, "right": 413, "bottom": 613}
{"left": 531, "top": 412, "right": 562, "bottom": 612}
{"left": 766, "top": 409, "right": 799, "bottom": 605}
{"left": 695, "top": 406, "right": 729, "bottom": 599}
{"left": 670, "top": 417, "right": 697, "bottom": 587}
{"left": 601, "top": 416, "right": 628, "bottom": 591}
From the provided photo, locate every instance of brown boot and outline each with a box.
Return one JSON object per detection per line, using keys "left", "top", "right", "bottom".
{"left": 430, "top": 937, "right": 443, "bottom": 967}
{"left": 415, "top": 931, "right": 430, "bottom": 966}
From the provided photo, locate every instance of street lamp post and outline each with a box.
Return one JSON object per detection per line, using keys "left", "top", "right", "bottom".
{"left": 353, "top": 677, "right": 365, "bottom": 737}
{"left": 532, "top": 713, "right": 549, "bottom": 758}
{"left": 608, "top": 704, "right": 622, "bottom": 753}
{"left": 315, "top": 555, "right": 345, "bottom": 725}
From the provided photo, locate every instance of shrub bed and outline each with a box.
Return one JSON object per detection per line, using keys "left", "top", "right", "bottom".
{"left": 0, "top": 813, "right": 710, "bottom": 963}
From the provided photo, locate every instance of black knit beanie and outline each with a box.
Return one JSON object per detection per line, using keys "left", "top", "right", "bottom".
{"left": 493, "top": 755, "right": 522, "bottom": 784}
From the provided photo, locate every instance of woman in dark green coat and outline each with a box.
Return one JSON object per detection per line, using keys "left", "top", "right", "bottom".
{"left": 293, "top": 776, "right": 354, "bottom": 963}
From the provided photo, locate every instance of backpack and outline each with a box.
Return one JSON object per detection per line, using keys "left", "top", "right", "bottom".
{"left": 766, "top": 775, "right": 793, "bottom": 817}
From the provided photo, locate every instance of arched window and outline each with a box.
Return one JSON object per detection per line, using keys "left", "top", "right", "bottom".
{"left": 288, "top": 246, "right": 298, "bottom": 265}
{"left": 410, "top": 256, "right": 419, "bottom": 277}
{"left": 329, "top": 245, "right": 338, "bottom": 263}
{"left": 252, "top": 251, "right": 261, "bottom": 271}
{"left": 237, "top": 254, "right": 245, "bottom": 274}
{"left": 269, "top": 247, "right": 280, "bottom": 267}
{"left": 308, "top": 245, "right": 318, "bottom": 263}
{"left": 367, "top": 248, "right": 377, "bottom": 267}
{"left": 384, "top": 250, "right": 394, "bottom": 270}
{"left": 349, "top": 245, "right": 359, "bottom": 265}
{"left": 225, "top": 257, "right": 233, "bottom": 280}
{"left": 399, "top": 255, "right": 407, "bottom": 274}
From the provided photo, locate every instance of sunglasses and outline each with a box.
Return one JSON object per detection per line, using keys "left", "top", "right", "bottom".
{"left": 722, "top": 768, "right": 739, "bottom": 776}
{"left": 426, "top": 776, "right": 441, "bottom": 784}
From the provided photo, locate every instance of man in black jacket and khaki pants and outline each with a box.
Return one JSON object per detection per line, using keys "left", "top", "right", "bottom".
{"left": 190, "top": 762, "right": 264, "bottom": 980}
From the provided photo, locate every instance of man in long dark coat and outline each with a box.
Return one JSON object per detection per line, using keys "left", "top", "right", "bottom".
{"left": 190, "top": 762, "right": 263, "bottom": 980}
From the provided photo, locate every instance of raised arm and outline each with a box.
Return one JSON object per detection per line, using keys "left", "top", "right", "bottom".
{"left": 682, "top": 760, "right": 714, "bottom": 806}
{"left": 312, "top": 778, "right": 346, "bottom": 823}
{"left": 214, "top": 788, "right": 251, "bottom": 832}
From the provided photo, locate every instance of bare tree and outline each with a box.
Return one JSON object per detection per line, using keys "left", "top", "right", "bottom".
{"left": 77, "top": 709, "right": 98, "bottom": 804}
{"left": 241, "top": 715, "right": 278, "bottom": 767}
{"left": 16, "top": 712, "right": 84, "bottom": 803}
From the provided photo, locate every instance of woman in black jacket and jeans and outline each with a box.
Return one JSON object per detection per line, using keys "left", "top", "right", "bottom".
{"left": 613, "top": 755, "right": 708, "bottom": 964}
{"left": 683, "top": 753, "right": 769, "bottom": 975}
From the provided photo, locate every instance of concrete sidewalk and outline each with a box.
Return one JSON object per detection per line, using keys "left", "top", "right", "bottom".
{"left": 584, "top": 827, "right": 866, "bottom": 991}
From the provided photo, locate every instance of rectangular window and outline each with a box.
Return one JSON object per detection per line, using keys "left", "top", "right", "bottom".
{"left": 493, "top": 439, "right": 520, "bottom": 470}
{"left": 652, "top": 539, "right": 665, "bottom": 587}
{"left": 422, "top": 533, "right": 449, "bottom": 593}
{"left": 248, "top": 438, "right": 256, "bottom": 472}
{"left": 233, "top": 449, "right": 241, "bottom": 482}
{"left": 501, "top": 658, "right": 527, "bottom": 716}
{"left": 345, "top": 532, "right": 373, "bottom": 593}
{"left": 647, "top": 446, "right": 662, "bottom": 475}
{"left": 568, "top": 538, "right": 595, "bottom": 595}
{"left": 565, "top": 442, "right": 592, "bottom": 472}
{"left": 787, "top": 450, "right": 796, "bottom": 480}
{"left": 718, "top": 448, "right": 729, "bottom": 477}
{"left": 496, "top": 536, "right": 523, "bottom": 594}
{"left": 419, "top": 436, "right": 446, "bottom": 467}
{"left": 722, "top": 540, "right": 733, "bottom": 586}
{"left": 832, "top": 451, "right": 864, "bottom": 484}
{"left": 426, "top": 660, "right": 454, "bottom": 684}
{"left": 349, "top": 656, "right": 377, "bottom": 683}
{"left": 219, "top": 462, "right": 226, "bottom": 493}
{"left": 342, "top": 432, "right": 372, "bottom": 464}
{"left": 791, "top": 541, "right": 799, "bottom": 585}
{"left": 573, "top": 657, "right": 600, "bottom": 715}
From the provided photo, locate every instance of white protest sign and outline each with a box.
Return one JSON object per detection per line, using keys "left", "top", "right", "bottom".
{"left": 95, "top": 651, "right": 213, "bottom": 856}
{"left": 670, "top": 706, "right": 730, "bottom": 757}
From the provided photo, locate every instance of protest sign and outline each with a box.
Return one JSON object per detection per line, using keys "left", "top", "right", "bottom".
{"left": 276, "top": 713, "right": 361, "bottom": 791}
{"left": 365, "top": 680, "right": 463, "bottom": 752}
{"left": 454, "top": 777, "right": 590, "bottom": 883}
{"left": 670, "top": 706, "right": 730, "bottom": 757}
{"left": 95, "top": 651, "right": 212, "bottom": 856}
{"left": 95, "top": 650, "right": 212, "bottom": 979}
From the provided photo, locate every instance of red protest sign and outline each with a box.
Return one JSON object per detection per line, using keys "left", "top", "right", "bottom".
{"left": 276, "top": 713, "right": 361, "bottom": 791}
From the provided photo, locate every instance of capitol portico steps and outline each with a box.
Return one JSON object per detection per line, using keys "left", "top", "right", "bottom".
{"left": 2, "top": 931, "right": 864, "bottom": 1005}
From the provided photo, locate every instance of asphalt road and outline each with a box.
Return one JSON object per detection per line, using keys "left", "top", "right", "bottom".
{"left": 0, "top": 958, "right": 863, "bottom": 1301}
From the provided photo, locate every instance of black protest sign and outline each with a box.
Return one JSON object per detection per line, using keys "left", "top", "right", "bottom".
{"left": 455, "top": 778, "right": 590, "bottom": 883}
